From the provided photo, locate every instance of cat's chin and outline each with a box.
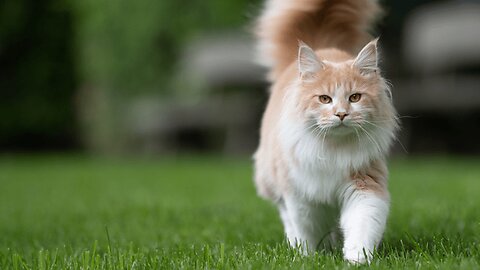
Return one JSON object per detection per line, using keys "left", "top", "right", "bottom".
{"left": 328, "top": 124, "right": 356, "bottom": 137}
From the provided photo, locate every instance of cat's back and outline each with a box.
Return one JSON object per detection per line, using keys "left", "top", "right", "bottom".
{"left": 254, "top": 58, "right": 300, "bottom": 201}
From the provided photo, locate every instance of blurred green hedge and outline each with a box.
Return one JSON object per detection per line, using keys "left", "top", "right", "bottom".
{"left": 0, "top": 0, "right": 76, "bottom": 150}
{"left": 74, "top": 0, "right": 261, "bottom": 94}
{"left": 0, "top": 0, "right": 261, "bottom": 151}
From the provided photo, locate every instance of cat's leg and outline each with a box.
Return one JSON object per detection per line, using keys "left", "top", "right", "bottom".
{"left": 278, "top": 199, "right": 298, "bottom": 246}
{"left": 282, "top": 195, "right": 337, "bottom": 253}
{"left": 339, "top": 174, "right": 389, "bottom": 264}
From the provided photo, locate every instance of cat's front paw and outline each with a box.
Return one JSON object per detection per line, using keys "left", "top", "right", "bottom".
{"left": 343, "top": 247, "right": 371, "bottom": 264}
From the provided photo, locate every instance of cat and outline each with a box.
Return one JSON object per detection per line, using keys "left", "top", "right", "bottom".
{"left": 253, "top": 0, "right": 398, "bottom": 264}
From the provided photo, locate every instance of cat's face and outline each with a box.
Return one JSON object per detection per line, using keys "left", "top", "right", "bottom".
{"left": 294, "top": 40, "right": 395, "bottom": 138}
{"left": 298, "top": 65, "right": 384, "bottom": 136}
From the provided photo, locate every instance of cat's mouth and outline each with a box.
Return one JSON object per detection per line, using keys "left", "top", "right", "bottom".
{"left": 310, "top": 120, "right": 358, "bottom": 136}
{"left": 332, "top": 121, "right": 350, "bottom": 128}
{"left": 329, "top": 122, "right": 356, "bottom": 135}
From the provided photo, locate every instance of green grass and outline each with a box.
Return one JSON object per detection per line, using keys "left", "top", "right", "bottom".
{"left": 0, "top": 155, "right": 479, "bottom": 269}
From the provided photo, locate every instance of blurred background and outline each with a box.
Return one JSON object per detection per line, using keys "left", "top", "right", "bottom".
{"left": 1, "top": 0, "right": 479, "bottom": 156}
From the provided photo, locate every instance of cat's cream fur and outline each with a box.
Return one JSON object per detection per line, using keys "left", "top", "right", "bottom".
{"left": 253, "top": 0, "right": 398, "bottom": 263}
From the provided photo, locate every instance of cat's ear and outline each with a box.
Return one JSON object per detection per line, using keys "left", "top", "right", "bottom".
{"left": 353, "top": 38, "right": 379, "bottom": 75}
{"left": 298, "top": 41, "right": 324, "bottom": 80}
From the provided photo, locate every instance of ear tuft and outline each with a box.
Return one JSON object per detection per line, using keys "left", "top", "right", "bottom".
{"left": 298, "top": 41, "right": 324, "bottom": 80}
{"left": 353, "top": 38, "right": 379, "bottom": 75}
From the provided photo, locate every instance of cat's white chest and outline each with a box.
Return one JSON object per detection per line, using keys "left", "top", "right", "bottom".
{"left": 279, "top": 116, "right": 381, "bottom": 204}
{"left": 289, "top": 162, "right": 347, "bottom": 204}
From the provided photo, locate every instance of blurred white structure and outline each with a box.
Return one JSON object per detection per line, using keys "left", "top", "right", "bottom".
{"left": 397, "top": 1, "right": 480, "bottom": 113}
{"left": 404, "top": 1, "right": 480, "bottom": 74}
{"left": 128, "top": 32, "right": 267, "bottom": 155}
{"left": 177, "top": 33, "right": 266, "bottom": 92}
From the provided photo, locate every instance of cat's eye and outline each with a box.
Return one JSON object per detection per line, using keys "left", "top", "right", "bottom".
{"left": 318, "top": 95, "right": 332, "bottom": 104}
{"left": 349, "top": 93, "right": 361, "bottom": 103}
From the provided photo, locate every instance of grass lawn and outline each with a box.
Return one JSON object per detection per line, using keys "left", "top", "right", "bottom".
{"left": 0, "top": 154, "right": 479, "bottom": 269}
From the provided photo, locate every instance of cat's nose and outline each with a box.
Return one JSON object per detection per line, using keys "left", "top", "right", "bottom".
{"left": 335, "top": 112, "right": 349, "bottom": 121}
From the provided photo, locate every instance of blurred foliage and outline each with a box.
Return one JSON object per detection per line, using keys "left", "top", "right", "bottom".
{"left": 0, "top": 0, "right": 261, "bottom": 151}
{"left": 72, "top": 0, "right": 262, "bottom": 95}
{"left": 73, "top": 0, "right": 262, "bottom": 154}
{"left": 0, "top": 0, "right": 76, "bottom": 150}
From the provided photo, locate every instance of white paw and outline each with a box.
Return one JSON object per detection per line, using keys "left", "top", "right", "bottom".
{"left": 343, "top": 247, "right": 371, "bottom": 264}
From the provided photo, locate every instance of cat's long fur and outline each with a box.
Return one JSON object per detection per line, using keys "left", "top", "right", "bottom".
{"left": 253, "top": 0, "right": 398, "bottom": 263}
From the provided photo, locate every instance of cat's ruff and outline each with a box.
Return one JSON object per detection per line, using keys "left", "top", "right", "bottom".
{"left": 253, "top": 0, "right": 398, "bottom": 264}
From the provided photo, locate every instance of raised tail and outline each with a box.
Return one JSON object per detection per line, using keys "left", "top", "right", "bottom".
{"left": 255, "top": 0, "right": 383, "bottom": 81}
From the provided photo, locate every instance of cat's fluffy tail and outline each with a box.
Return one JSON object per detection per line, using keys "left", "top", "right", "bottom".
{"left": 256, "top": 0, "right": 382, "bottom": 81}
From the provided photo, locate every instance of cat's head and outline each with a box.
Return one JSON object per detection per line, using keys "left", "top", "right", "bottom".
{"left": 292, "top": 39, "right": 398, "bottom": 143}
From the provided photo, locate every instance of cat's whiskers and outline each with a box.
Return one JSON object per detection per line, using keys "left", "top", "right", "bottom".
{"left": 371, "top": 115, "right": 415, "bottom": 122}
{"left": 353, "top": 123, "right": 382, "bottom": 154}
{"left": 317, "top": 126, "right": 330, "bottom": 162}
{"left": 306, "top": 122, "right": 328, "bottom": 158}
{"left": 307, "top": 123, "right": 331, "bottom": 161}
{"left": 353, "top": 126, "right": 361, "bottom": 144}
{"left": 394, "top": 115, "right": 416, "bottom": 120}
{"left": 321, "top": 126, "right": 330, "bottom": 149}
{"left": 315, "top": 126, "right": 328, "bottom": 144}
{"left": 357, "top": 119, "right": 391, "bottom": 133}
{"left": 305, "top": 121, "right": 320, "bottom": 130}
{"left": 365, "top": 119, "right": 397, "bottom": 124}
{"left": 361, "top": 119, "right": 407, "bottom": 153}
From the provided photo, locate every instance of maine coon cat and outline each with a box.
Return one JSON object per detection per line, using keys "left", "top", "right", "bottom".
{"left": 253, "top": 0, "right": 398, "bottom": 263}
